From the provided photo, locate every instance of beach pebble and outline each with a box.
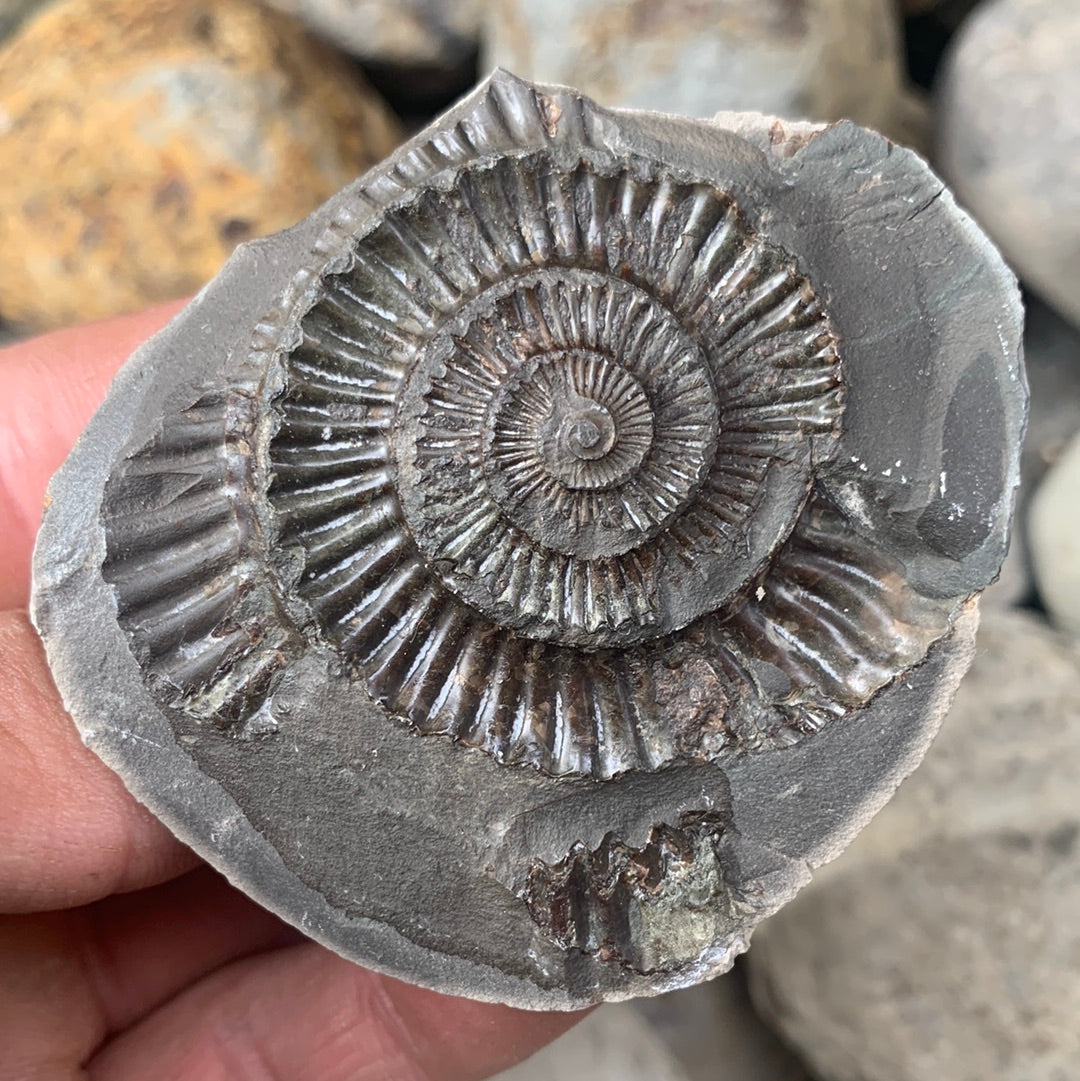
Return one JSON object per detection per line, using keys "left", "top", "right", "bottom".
{"left": 263, "top": 0, "right": 481, "bottom": 104}
{"left": 0, "top": 0, "right": 401, "bottom": 330}
{"left": 983, "top": 297, "right": 1080, "bottom": 610}
{"left": 748, "top": 608, "right": 1080, "bottom": 1081}
{"left": 484, "top": 0, "right": 912, "bottom": 140}
{"left": 494, "top": 1002, "right": 692, "bottom": 1081}
{"left": 496, "top": 972, "right": 811, "bottom": 1081}
{"left": 1031, "top": 432, "right": 1080, "bottom": 636}
{"left": 936, "top": 0, "right": 1080, "bottom": 327}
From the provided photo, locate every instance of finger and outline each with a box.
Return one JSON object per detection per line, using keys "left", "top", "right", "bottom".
{"left": 0, "top": 610, "right": 197, "bottom": 913}
{"left": 80, "top": 865, "right": 304, "bottom": 1034}
{"left": 0, "top": 300, "right": 185, "bottom": 610}
{"left": 87, "top": 941, "right": 585, "bottom": 1081}
{"left": 0, "top": 866, "right": 302, "bottom": 1081}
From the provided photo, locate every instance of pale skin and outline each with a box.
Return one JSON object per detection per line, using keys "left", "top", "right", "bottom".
{"left": 0, "top": 303, "right": 585, "bottom": 1081}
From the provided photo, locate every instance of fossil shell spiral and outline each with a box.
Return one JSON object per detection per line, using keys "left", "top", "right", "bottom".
{"left": 33, "top": 72, "right": 1026, "bottom": 1007}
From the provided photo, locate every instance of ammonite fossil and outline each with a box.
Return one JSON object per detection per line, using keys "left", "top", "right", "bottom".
{"left": 32, "top": 72, "right": 1026, "bottom": 1007}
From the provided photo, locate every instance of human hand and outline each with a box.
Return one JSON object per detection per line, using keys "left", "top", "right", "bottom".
{"left": 0, "top": 304, "right": 584, "bottom": 1080}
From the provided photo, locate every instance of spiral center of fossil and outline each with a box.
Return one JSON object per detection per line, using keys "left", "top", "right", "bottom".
{"left": 481, "top": 342, "right": 684, "bottom": 556}
{"left": 389, "top": 268, "right": 727, "bottom": 644}
{"left": 356, "top": 157, "right": 842, "bottom": 651}
{"left": 563, "top": 407, "right": 612, "bottom": 459}
{"left": 503, "top": 351, "right": 656, "bottom": 494}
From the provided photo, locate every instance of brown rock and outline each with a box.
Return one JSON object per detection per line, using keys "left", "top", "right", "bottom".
{"left": 748, "top": 608, "right": 1080, "bottom": 1081}
{"left": 0, "top": 0, "right": 402, "bottom": 331}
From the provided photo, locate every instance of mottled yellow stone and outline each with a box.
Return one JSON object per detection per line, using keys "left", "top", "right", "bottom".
{"left": 0, "top": 0, "right": 402, "bottom": 330}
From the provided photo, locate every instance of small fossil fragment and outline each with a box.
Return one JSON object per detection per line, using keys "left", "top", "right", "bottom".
{"left": 32, "top": 72, "right": 1025, "bottom": 1008}
{"left": 523, "top": 813, "right": 762, "bottom": 975}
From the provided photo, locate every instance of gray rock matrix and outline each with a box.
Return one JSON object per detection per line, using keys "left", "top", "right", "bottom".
{"left": 32, "top": 72, "right": 1024, "bottom": 1008}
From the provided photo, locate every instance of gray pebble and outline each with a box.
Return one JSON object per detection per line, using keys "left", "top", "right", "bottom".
{"left": 498, "top": 972, "right": 811, "bottom": 1081}
{"left": 936, "top": 0, "right": 1080, "bottom": 328}
{"left": 494, "top": 1004, "right": 691, "bottom": 1081}
{"left": 263, "top": 0, "right": 479, "bottom": 71}
{"left": 1031, "top": 433, "right": 1080, "bottom": 636}
{"left": 483, "top": 0, "right": 914, "bottom": 141}
{"left": 636, "top": 973, "right": 811, "bottom": 1081}
{"left": 748, "top": 608, "right": 1080, "bottom": 1081}
{"left": 983, "top": 297, "right": 1080, "bottom": 610}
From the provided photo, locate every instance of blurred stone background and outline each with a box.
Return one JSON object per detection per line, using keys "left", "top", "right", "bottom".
{"left": 1, "top": 1, "right": 1077, "bottom": 1078}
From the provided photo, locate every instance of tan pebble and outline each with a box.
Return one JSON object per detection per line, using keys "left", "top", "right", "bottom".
{"left": 0, "top": 0, "right": 402, "bottom": 330}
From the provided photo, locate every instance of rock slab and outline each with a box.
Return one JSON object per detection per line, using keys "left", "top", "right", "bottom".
{"left": 31, "top": 73, "right": 1023, "bottom": 1008}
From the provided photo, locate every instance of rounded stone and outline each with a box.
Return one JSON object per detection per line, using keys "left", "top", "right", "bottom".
{"left": 1030, "top": 432, "right": 1080, "bottom": 636}
{"left": 936, "top": 0, "right": 1080, "bottom": 328}
{"left": 748, "top": 608, "right": 1080, "bottom": 1081}
{"left": 983, "top": 297, "right": 1080, "bottom": 611}
{"left": 263, "top": 0, "right": 480, "bottom": 72}
{"left": 1021, "top": 299, "right": 1080, "bottom": 491}
{"left": 484, "top": 0, "right": 912, "bottom": 140}
{"left": 0, "top": 0, "right": 402, "bottom": 331}
{"left": 499, "top": 1002, "right": 693, "bottom": 1081}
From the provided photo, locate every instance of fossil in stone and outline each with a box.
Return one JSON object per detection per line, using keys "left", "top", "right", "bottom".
{"left": 33, "top": 72, "right": 1026, "bottom": 1007}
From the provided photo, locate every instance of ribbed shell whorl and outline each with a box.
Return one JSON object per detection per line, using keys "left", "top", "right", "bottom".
{"left": 101, "top": 81, "right": 958, "bottom": 779}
